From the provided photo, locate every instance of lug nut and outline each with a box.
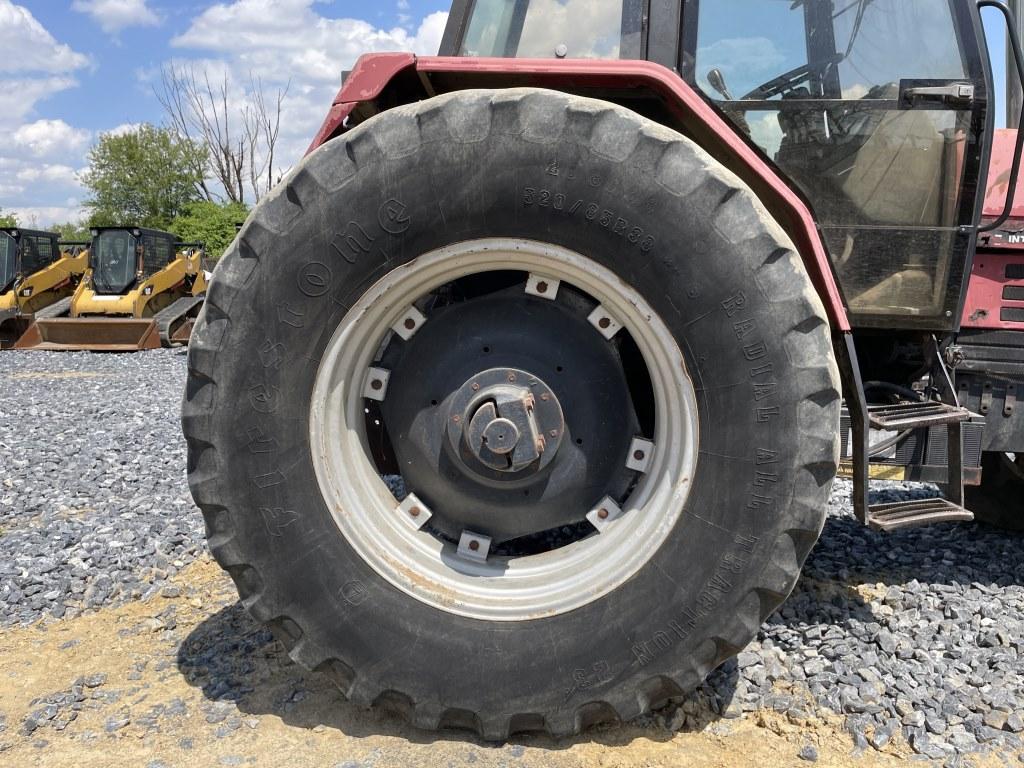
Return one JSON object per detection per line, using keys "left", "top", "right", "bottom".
{"left": 598, "top": 317, "right": 611, "bottom": 329}
{"left": 471, "top": 382, "right": 480, "bottom": 391}
{"left": 468, "top": 539, "right": 480, "bottom": 552}
{"left": 549, "top": 429, "right": 558, "bottom": 438}
{"left": 634, "top": 449, "right": 645, "bottom": 461}
{"left": 409, "top": 506, "right": 421, "bottom": 518}
{"left": 404, "top": 317, "right": 416, "bottom": 330}
{"left": 507, "top": 373, "right": 516, "bottom": 382}
{"left": 536, "top": 281, "right": 549, "bottom": 293}
{"left": 370, "top": 379, "right": 383, "bottom": 391}
{"left": 453, "top": 415, "right": 461, "bottom": 423}
{"left": 598, "top": 508, "right": 609, "bottom": 520}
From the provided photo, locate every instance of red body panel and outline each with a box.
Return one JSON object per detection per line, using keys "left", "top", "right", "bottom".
{"left": 960, "top": 128, "right": 1024, "bottom": 331}
{"left": 982, "top": 129, "right": 1024, "bottom": 225}
{"left": 308, "top": 54, "right": 852, "bottom": 331}
{"left": 961, "top": 250, "right": 1024, "bottom": 329}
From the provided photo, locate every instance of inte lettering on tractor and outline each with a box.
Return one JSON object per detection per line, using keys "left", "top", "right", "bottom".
{"left": 182, "top": 0, "right": 1024, "bottom": 739}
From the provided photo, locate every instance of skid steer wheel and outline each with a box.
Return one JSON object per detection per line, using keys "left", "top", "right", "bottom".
{"left": 183, "top": 88, "right": 841, "bottom": 739}
{"left": 966, "top": 452, "right": 1024, "bottom": 531}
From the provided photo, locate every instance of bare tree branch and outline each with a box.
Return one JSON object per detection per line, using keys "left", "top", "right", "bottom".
{"left": 155, "top": 63, "right": 289, "bottom": 205}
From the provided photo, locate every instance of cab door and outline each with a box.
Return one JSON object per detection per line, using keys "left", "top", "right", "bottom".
{"left": 686, "top": 0, "right": 991, "bottom": 330}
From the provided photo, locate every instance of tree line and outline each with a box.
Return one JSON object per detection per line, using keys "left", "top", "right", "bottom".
{"left": 5, "top": 65, "right": 288, "bottom": 259}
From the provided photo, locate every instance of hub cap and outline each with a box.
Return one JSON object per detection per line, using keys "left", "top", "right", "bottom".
{"left": 447, "top": 368, "right": 564, "bottom": 475}
{"left": 310, "top": 239, "right": 699, "bottom": 621}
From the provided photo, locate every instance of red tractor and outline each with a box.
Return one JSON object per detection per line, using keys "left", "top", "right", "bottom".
{"left": 183, "top": 0, "right": 1024, "bottom": 738}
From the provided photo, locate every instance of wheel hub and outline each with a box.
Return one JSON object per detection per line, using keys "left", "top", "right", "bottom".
{"left": 378, "top": 292, "right": 640, "bottom": 544}
{"left": 447, "top": 368, "right": 564, "bottom": 476}
{"left": 310, "top": 238, "right": 699, "bottom": 620}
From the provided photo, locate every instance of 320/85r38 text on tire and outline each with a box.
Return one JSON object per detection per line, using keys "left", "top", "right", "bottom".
{"left": 183, "top": 88, "right": 841, "bottom": 739}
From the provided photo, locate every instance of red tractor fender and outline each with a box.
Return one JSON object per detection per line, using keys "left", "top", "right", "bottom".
{"left": 309, "top": 53, "right": 850, "bottom": 332}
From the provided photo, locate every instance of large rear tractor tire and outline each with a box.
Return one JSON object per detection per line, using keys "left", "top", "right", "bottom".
{"left": 966, "top": 452, "right": 1024, "bottom": 531}
{"left": 183, "top": 88, "right": 841, "bottom": 738}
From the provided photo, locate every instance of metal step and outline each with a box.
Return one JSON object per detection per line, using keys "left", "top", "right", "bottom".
{"left": 867, "top": 401, "right": 970, "bottom": 430}
{"left": 867, "top": 497, "right": 974, "bottom": 532}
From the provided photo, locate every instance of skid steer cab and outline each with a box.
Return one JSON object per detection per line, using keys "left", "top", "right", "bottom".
{"left": 0, "top": 228, "right": 88, "bottom": 348}
{"left": 182, "top": 0, "right": 1024, "bottom": 740}
{"left": 16, "top": 227, "right": 207, "bottom": 351}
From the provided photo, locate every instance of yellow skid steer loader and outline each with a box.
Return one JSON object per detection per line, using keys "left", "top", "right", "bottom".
{"left": 15, "top": 227, "right": 207, "bottom": 351}
{"left": 0, "top": 228, "right": 87, "bottom": 348}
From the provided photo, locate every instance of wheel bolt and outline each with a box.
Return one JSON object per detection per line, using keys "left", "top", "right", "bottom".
{"left": 453, "top": 415, "right": 460, "bottom": 423}
{"left": 549, "top": 429, "right": 558, "bottom": 438}
{"left": 471, "top": 382, "right": 480, "bottom": 391}
{"left": 540, "top": 393, "right": 549, "bottom": 401}
{"left": 507, "top": 373, "right": 516, "bottom": 382}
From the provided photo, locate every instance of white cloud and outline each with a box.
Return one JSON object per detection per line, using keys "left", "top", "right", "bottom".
{"left": 13, "top": 119, "right": 91, "bottom": 158}
{"left": 0, "top": 3, "right": 90, "bottom": 227}
{"left": 71, "top": 0, "right": 160, "bottom": 34}
{"left": 104, "top": 122, "right": 143, "bottom": 137}
{"left": 172, "top": 1, "right": 447, "bottom": 83}
{"left": 0, "top": 0, "right": 90, "bottom": 74}
{"left": 15, "top": 164, "right": 79, "bottom": 185}
{"left": 7, "top": 205, "right": 88, "bottom": 228}
{"left": 162, "top": 1, "right": 449, "bottom": 199}
{"left": 0, "top": 77, "right": 79, "bottom": 128}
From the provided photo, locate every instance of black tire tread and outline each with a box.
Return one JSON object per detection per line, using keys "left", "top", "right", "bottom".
{"left": 183, "top": 88, "right": 841, "bottom": 739}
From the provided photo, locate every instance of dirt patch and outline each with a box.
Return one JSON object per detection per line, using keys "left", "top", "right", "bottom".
{"left": 0, "top": 558, "right": 929, "bottom": 767}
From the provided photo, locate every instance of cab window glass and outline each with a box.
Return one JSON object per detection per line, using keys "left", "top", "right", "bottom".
{"left": 0, "top": 232, "right": 15, "bottom": 290}
{"left": 694, "top": 0, "right": 974, "bottom": 320}
{"left": 460, "top": 0, "right": 644, "bottom": 59}
{"left": 22, "top": 236, "right": 53, "bottom": 275}
{"left": 92, "top": 230, "right": 137, "bottom": 294}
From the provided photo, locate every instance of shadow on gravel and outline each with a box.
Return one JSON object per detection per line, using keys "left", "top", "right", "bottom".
{"left": 771, "top": 495, "right": 1024, "bottom": 635}
{"left": 176, "top": 602, "right": 735, "bottom": 746}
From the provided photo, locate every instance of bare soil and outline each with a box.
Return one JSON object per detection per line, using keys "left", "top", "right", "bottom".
{"left": 0, "top": 558, "right": 980, "bottom": 768}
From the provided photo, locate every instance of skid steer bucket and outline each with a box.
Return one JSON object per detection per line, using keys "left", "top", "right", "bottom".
{"left": 14, "top": 317, "right": 162, "bottom": 351}
{"left": 0, "top": 310, "right": 32, "bottom": 349}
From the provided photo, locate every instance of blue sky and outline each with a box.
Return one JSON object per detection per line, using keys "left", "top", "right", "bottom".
{"left": 0, "top": 0, "right": 450, "bottom": 225}
{"left": 0, "top": 1, "right": 1016, "bottom": 227}
{"left": 24, "top": 1, "right": 449, "bottom": 134}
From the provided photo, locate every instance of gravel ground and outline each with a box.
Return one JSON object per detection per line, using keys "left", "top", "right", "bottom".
{"left": 0, "top": 349, "right": 202, "bottom": 626}
{"left": 1, "top": 349, "right": 1022, "bottom": 764}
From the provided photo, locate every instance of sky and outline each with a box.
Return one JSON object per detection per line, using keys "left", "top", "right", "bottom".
{"left": 0, "top": 0, "right": 450, "bottom": 226}
{"left": 0, "top": 1, "right": 1015, "bottom": 228}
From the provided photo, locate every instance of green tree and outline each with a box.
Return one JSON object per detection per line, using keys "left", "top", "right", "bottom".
{"left": 81, "top": 124, "right": 206, "bottom": 230}
{"left": 168, "top": 200, "right": 248, "bottom": 260}
{"left": 0, "top": 208, "right": 17, "bottom": 227}
{"left": 50, "top": 221, "right": 92, "bottom": 242}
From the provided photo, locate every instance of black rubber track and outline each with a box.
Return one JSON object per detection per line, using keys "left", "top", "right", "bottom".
{"left": 182, "top": 88, "right": 842, "bottom": 739}
{"left": 966, "top": 452, "right": 1024, "bottom": 530}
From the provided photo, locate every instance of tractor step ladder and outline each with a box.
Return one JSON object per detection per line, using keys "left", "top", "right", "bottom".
{"left": 837, "top": 336, "right": 975, "bottom": 532}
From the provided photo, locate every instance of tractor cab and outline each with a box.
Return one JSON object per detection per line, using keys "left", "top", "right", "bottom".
{"left": 0, "top": 228, "right": 61, "bottom": 295}
{"left": 89, "top": 227, "right": 177, "bottom": 295}
{"left": 445, "top": 0, "right": 992, "bottom": 329}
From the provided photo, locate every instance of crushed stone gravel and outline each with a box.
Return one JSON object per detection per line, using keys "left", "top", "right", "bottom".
{"left": 0, "top": 348, "right": 1022, "bottom": 760}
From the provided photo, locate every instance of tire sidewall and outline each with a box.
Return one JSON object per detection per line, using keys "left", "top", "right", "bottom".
{"left": 196, "top": 89, "right": 836, "bottom": 717}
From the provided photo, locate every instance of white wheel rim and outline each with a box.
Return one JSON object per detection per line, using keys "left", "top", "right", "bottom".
{"left": 310, "top": 239, "right": 699, "bottom": 621}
